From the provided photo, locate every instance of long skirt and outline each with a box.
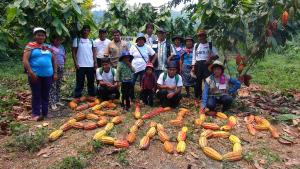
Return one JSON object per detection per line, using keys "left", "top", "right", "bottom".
{"left": 182, "top": 64, "right": 195, "bottom": 87}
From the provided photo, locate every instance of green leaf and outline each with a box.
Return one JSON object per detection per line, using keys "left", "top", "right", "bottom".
{"left": 275, "top": 114, "right": 300, "bottom": 121}
{"left": 71, "top": 0, "right": 81, "bottom": 15}
{"left": 6, "top": 7, "right": 17, "bottom": 23}
{"left": 60, "top": 22, "right": 70, "bottom": 37}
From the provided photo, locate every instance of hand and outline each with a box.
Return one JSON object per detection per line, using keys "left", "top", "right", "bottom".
{"left": 167, "top": 92, "right": 175, "bottom": 99}
{"left": 53, "top": 74, "right": 58, "bottom": 81}
{"left": 75, "top": 64, "right": 79, "bottom": 70}
{"left": 94, "top": 62, "right": 98, "bottom": 70}
{"left": 191, "top": 66, "right": 195, "bottom": 73}
{"left": 29, "top": 72, "right": 38, "bottom": 82}
{"left": 167, "top": 86, "right": 176, "bottom": 90}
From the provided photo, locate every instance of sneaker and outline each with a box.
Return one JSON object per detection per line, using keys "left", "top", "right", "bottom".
{"left": 51, "top": 104, "right": 59, "bottom": 111}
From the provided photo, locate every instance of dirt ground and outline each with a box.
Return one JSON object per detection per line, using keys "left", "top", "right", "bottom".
{"left": 0, "top": 85, "right": 299, "bottom": 169}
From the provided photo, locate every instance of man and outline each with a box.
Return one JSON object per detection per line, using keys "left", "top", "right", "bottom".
{"left": 104, "top": 29, "right": 128, "bottom": 67}
{"left": 72, "top": 25, "right": 97, "bottom": 98}
{"left": 157, "top": 61, "right": 183, "bottom": 108}
{"left": 94, "top": 28, "right": 111, "bottom": 67}
{"left": 144, "top": 23, "right": 157, "bottom": 47}
{"left": 192, "top": 29, "right": 219, "bottom": 102}
{"left": 96, "top": 58, "right": 119, "bottom": 101}
{"left": 152, "top": 28, "right": 171, "bottom": 78}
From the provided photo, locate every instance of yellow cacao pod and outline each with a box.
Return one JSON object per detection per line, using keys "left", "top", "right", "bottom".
{"left": 228, "top": 116, "right": 237, "bottom": 127}
{"left": 211, "top": 131, "right": 230, "bottom": 138}
{"left": 146, "top": 127, "right": 157, "bottom": 138}
{"left": 158, "top": 130, "right": 170, "bottom": 142}
{"left": 223, "top": 151, "right": 242, "bottom": 161}
{"left": 99, "top": 136, "right": 115, "bottom": 145}
{"left": 216, "top": 112, "right": 228, "bottom": 119}
{"left": 92, "top": 104, "right": 101, "bottom": 111}
{"left": 220, "top": 125, "right": 232, "bottom": 131}
{"left": 104, "top": 122, "right": 114, "bottom": 131}
{"left": 126, "top": 132, "right": 136, "bottom": 144}
{"left": 129, "top": 125, "right": 139, "bottom": 133}
{"left": 68, "top": 118, "right": 77, "bottom": 125}
{"left": 156, "top": 123, "right": 165, "bottom": 131}
{"left": 134, "top": 119, "right": 144, "bottom": 128}
{"left": 163, "top": 141, "right": 174, "bottom": 154}
{"left": 254, "top": 124, "right": 269, "bottom": 130}
{"left": 194, "top": 118, "right": 204, "bottom": 126}
{"left": 111, "top": 116, "right": 123, "bottom": 124}
{"left": 134, "top": 111, "right": 141, "bottom": 119}
{"left": 200, "top": 130, "right": 213, "bottom": 138}
{"left": 198, "top": 136, "right": 207, "bottom": 148}
{"left": 199, "top": 114, "right": 206, "bottom": 121}
{"left": 93, "top": 130, "right": 107, "bottom": 141}
{"left": 176, "top": 141, "right": 186, "bottom": 153}
{"left": 202, "top": 146, "right": 223, "bottom": 161}
{"left": 181, "top": 126, "right": 188, "bottom": 133}
{"left": 233, "top": 143, "right": 242, "bottom": 153}
{"left": 177, "top": 131, "right": 187, "bottom": 142}
{"left": 49, "top": 129, "right": 63, "bottom": 141}
{"left": 149, "top": 121, "right": 157, "bottom": 127}
{"left": 229, "top": 135, "right": 241, "bottom": 144}
{"left": 139, "top": 136, "right": 150, "bottom": 150}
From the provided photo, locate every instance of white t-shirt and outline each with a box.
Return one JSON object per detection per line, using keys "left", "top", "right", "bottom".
{"left": 72, "top": 38, "right": 95, "bottom": 67}
{"left": 192, "top": 42, "right": 218, "bottom": 65}
{"left": 96, "top": 68, "right": 116, "bottom": 84}
{"left": 94, "top": 38, "right": 111, "bottom": 58}
{"left": 157, "top": 73, "right": 183, "bottom": 93}
{"left": 129, "top": 44, "right": 155, "bottom": 73}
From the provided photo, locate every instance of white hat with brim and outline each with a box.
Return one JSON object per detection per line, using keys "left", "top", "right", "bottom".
{"left": 33, "top": 27, "right": 46, "bottom": 34}
{"left": 208, "top": 60, "right": 224, "bottom": 72}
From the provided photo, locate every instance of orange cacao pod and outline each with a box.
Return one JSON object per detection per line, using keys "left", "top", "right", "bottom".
{"left": 177, "top": 131, "right": 187, "bottom": 142}
{"left": 84, "top": 122, "right": 98, "bottom": 130}
{"left": 156, "top": 123, "right": 165, "bottom": 131}
{"left": 106, "top": 111, "right": 119, "bottom": 117}
{"left": 86, "top": 113, "right": 99, "bottom": 121}
{"left": 202, "top": 122, "right": 220, "bottom": 130}
{"left": 114, "top": 139, "right": 129, "bottom": 148}
{"left": 93, "top": 110, "right": 106, "bottom": 116}
{"left": 211, "top": 131, "right": 230, "bottom": 138}
{"left": 75, "top": 103, "right": 89, "bottom": 111}
{"left": 69, "top": 101, "right": 77, "bottom": 109}
{"left": 163, "top": 141, "right": 174, "bottom": 154}
{"left": 223, "top": 151, "right": 242, "bottom": 161}
{"left": 139, "top": 136, "right": 150, "bottom": 150}
{"left": 74, "top": 112, "right": 86, "bottom": 121}
{"left": 59, "top": 123, "right": 72, "bottom": 131}
{"left": 158, "top": 130, "right": 170, "bottom": 142}
{"left": 97, "top": 118, "right": 108, "bottom": 127}
{"left": 126, "top": 132, "right": 136, "bottom": 144}
{"left": 247, "top": 124, "right": 256, "bottom": 135}
{"left": 72, "top": 122, "right": 84, "bottom": 129}
{"left": 111, "top": 116, "right": 123, "bottom": 124}
{"left": 202, "top": 146, "right": 223, "bottom": 161}
{"left": 269, "top": 125, "right": 279, "bottom": 138}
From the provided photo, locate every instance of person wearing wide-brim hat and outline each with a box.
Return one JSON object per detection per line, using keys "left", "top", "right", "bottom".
{"left": 156, "top": 61, "right": 183, "bottom": 108}
{"left": 201, "top": 60, "right": 241, "bottom": 113}
{"left": 180, "top": 36, "right": 196, "bottom": 99}
{"left": 116, "top": 51, "right": 135, "bottom": 111}
{"left": 169, "top": 35, "right": 184, "bottom": 72}
{"left": 191, "top": 29, "right": 219, "bottom": 106}
{"left": 140, "top": 62, "right": 156, "bottom": 106}
{"left": 129, "top": 32, "right": 156, "bottom": 86}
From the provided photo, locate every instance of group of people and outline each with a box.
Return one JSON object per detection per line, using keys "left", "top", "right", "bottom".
{"left": 22, "top": 23, "right": 241, "bottom": 121}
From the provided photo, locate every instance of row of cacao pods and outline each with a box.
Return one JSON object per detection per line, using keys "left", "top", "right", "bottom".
{"left": 169, "top": 108, "right": 189, "bottom": 126}
{"left": 245, "top": 115, "right": 279, "bottom": 138}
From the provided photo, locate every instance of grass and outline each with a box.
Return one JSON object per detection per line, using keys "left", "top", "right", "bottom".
{"left": 50, "top": 156, "right": 86, "bottom": 169}
{"left": 116, "top": 149, "right": 129, "bottom": 166}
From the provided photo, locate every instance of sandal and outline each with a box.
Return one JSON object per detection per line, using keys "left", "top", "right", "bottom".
{"left": 29, "top": 115, "right": 43, "bottom": 121}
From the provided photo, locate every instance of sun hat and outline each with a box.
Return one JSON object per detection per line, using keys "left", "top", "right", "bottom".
{"left": 184, "top": 36, "right": 194, "bottom": 43}
{"left": 172, "top": 35, "right": 183, "bottom": 42}
{"left": 166, "top": 61, "right": 178, "bottom": 69}
{"left": 136, "top": 33, "right": 146, "bottom": 43}
{"left": 208, "top": 60, "right": 225, "bottom": 72}
{"left": 33, "top": 27, "right": 46, "bottom": 34}
{"left": 119, "top": 50, "right": 134, "bottom": 62}
{"left": 157, "top": 27, "right": 167, "bottom": 33}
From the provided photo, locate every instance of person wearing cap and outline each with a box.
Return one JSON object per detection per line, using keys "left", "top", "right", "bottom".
{"left": 72, "top": 24, "right": 97, "bottom": 98}
{"left": 201, "top": 60, "right": 241, "bottom": 112}
{"left": 129, "top": 32, "right": 157, "bottom": 86}
{"left": 144, "top": 23, "right": 157, "bottom": 47}
{"left": 104, "top": 29, "right": 129, "bottom": 67}
{"left": 192, "top": 29, "right": 219, "bottom": 102}
{"left": 49, "top": 34, "right": 66, "bottom": 111}
{"left": 169, "top": 35, "right": 184, "bottom": 72}
{"left": 23, "top": 27, "right": 57, "bottom": 121}
{"left": 140, "top": 62, "right": 156, "bottom": 106}
{"left": 157, "top": 61, "right": 183, "bottom": 108}
{"left": 96, "top": 58, "right": 119, "bottom": 101}
{"left": 152, "top": 28, "right": 172, "bottom": 78}
{"left": 94, "top": 28, "right": 111, "bottom": 67}
{"left": 116, "top": 51, "right": 135, "bottom": 111}
{"left": 180, "top": 36, "right": 196, "bottom": 98}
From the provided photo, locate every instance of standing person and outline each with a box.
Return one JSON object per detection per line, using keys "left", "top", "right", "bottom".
{"left": 157, "top": 61, "right": 183, "bottom": 108}
{"left": 140, "top": 62, "right": 156, "bottom": 106}
{"left": 23, "top": 27, "right": 57, "bottom": 121}
{"left": 49, "top": 35, "right": 66, "bottom": 111}
{"left": 72, "top": 24, "right": 97, "bottom": 98}
{"left": 104, "top": 29, "right": 129, "bottom": 68}
{"left": 180, "top": 36, "right": 196, "bottom": 98}
{"left": 169, "top": 35, "right": 184, "bottom": 72}
{"left": 116, "top": 51, "right": 135, "bottom": 111}
{"left": 94, "top": 28, "right": 111, "bottom": 67}
{"left": 201, "top": 60, "right": 241, "bottom": 112}
{"left": 129, "top": 32, "right": 156, "bottom": 86}
{"left": 192, "top": 29, "right": 219, "bottom": 102}
{"left": 144, "top": 23, "right": 157, "bottom": 47}
{"left": 96, "top": 58, "right": 119, "bottom": 101}
{"left": 152, "top": 28, "right": 171, "bottom": 78}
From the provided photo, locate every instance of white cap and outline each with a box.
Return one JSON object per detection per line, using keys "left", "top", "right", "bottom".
{"left": 33, "top": 27, "right": 46, "bottom": 34}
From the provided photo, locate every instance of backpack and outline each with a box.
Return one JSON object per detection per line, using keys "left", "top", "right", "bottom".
{"left": 76, "top": 37, "right": 94, "bottom": 48}
{"left": 163, "top": 72, "right": 179, "bottom": 85}
{"left": 194, "top": 41, "right": 213, "bottom": 53}
{"left": 99, "top": 67, "right": 115, "bottom": 77}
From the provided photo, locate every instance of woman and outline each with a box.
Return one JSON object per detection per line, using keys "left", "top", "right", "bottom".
{"left": 129, "top": 32, "right": 156, "bottom": 86}
{"left": 23, "top": 27, "right": 57, "bottom": 121}
{"left": 169, "top": 35, "right": 184, "bottom": 72}
{"left": 201, "top": 60, "right": 241, "bottom": 112}
{"left": 49, "top": 35, "right": 66, "bottom": 111}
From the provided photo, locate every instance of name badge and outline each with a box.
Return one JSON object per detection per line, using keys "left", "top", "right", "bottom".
{"left": 152, "top": 44, "right": 158, "bottom": 48}
{"left": 41, "top": 50, "right": 50, "bottom": 54}
{"left": 219, "top": 84, "right": 227, "bottom": 90}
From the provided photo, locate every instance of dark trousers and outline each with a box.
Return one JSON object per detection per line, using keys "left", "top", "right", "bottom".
{"left": 140, "top": 89, "right": 154, "bottom": 106}
{"left": 195, "top": 61, "right": 211, "bottom": 99}
{"left": 206, "top": 95, "right": 233, "bottom": 111}
{"left": 29, "top": 76, "right": 52, "bottom": 117}
{"left": 133, "top": 70, "right": 145, "bottom": 86}
{"left": 121, "top": 82, "right": 134, "bottom": 108}
{"left": 96, "top": 58, "right": 102, "bottom": 67}
{"left": 74, "top": 67, "right": 95, "bottom": 98}
{"left": 157, "top": 90, "right": 182, "bottom": 108}
{"left": 97, "top": 85, "right": 120, "bottom": 100}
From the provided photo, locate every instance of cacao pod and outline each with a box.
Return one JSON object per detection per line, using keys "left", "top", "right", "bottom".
{"left": 269, "top": 125, "right": 279, "bottom": 138}
{"left": 245, "top": 115, "right": 254, "bottom": 124}
{"left": 200, "top": 130, "right": 213, "bottom": 138}
{"left": 114, "top": 139, "right": 129, "bottom": 148}
{"left": 111, "top": 116, "right": 123, "bottom": 124}
{"left": 86, "top": 113, "right": 99, "bottom": 121}
{"left": 49, "top": 129, "right": 63, "bottom": 141}
{"left": 146, "top": 127, "right": 157, "bottom": 138}
{"left": 223, "top": 151, "right": 242, "bottom": 161}
{"left": 169, "top": 119, "right": 183, "bottom": 126}
{"left": 59, "top": 123, "right": 73, "bottom": 131}
{"left": 94, "top": 98, "right": 101, "bottom": 104}
{"left": 175, "top": 116, "right": 183, "bottom": 121}
{"left": 92, "top": 104, "right": 101, "bottom": 111}
{"left": 86, "top": 96, "right": 96, "bottom": 102}
{"left": 99, "top": 136, "right": 115, "bottom": 145}
{"left": 211, "top": 131, "right": 230, "bottom": 138}
{"left": 84, "top": 122, "right": 98, "bottom": 130}
{"left": 176, "top": 141, "right": 186, "bottom": 153}
{"left": 88, "top": 102, "right": 97, "bottom": 108}
{"left": 181, "top": 126, "right": 188, "bottom": 133}
{"left": 104, "top": 122, "right": 114, "bottom": 131}
{"left": 198, "top": 136, "right": 207, "bottom": 148}
{"left": 163, "top": 141, "right": 174, "bottom": 154}
{"left": 229, "top": 135, "right": 241, "bottom": 144}
{"left": 75, "top": 103, "right": 89, "bottom": 111}
{"left": 106, "top": 102, "right": 117, "bottom": 109}
{"left": 233, "top": 143, "right": 242, "bottom": 153}
{"left": 177, "top": 131, "right": 187, "bottom": 142}
{"left": 254, "top": 124, "right": 269, "bottom": 130}
{"left": 149, "top": 121, "right": 157, "bottom": 127}
{"left": 79, "top": 96, "right": 87, "bottom": 102}
{"left": 134, "top": 111, "right": 141, "bottom": 119}
{"left": 139, "top": 136, "right": 150, "bottom": 150}
{"left": 179, "top": 108, "right": 189, "bottom": 113}
{"left": 202, "top": 146, "right": 223, "bottom": 161}
{"left": 227, "top": 116, "right": 237, "bottom": 127}
{"left": 93, "top": 110, "right": 106, "bottom": 116}
{"left": 202, "top": 122, "right": 220, "bottom": 130}
{"left": 97, "top": 119, "right": 108, "bottom": 127}
{"left": 73, "top": 122, "right": 84, "bottom": 129}
{"left": 220, "top": 125, "right": 232, "bottom": 131}
{"left": 93, "top": 130, "right": 107, "bottom": 140}
{"left": 129, "top": 125, "right": 139, "bottom": 133}
{"left": 254, "top": 116, "right": 264, "bottom": 123}
{"left": 158, "top": 130, "right": 170, "bottom": 142}
{"left": 194, "top": 118, "right": 204, "bottom": 126}
{"left": 247, "top": 124, "right": 256, "bottom": 135}
{"left": 216, "top": 112, "right": 228, "bottom": 119}
{"left": 68, "top": 118, "right": 77, "bottom": 125}
{"left": 156, "top": 123, "right": 165, "bottom": 131}
{"left": 199, "top": 114, "right": 206, "bottom": 121}
{"left": 236, "top": 54, "right": 243, "bottom": 65}
{"left": 260, "top": 119, "right": 271, "bottom": 127}
{"left": 74, "top": 113, "right": 86, "bottom": 121}
{"left": 69, "top": 101, "right": 77, "bottom": 109}
{"left": 126, "top": 132, "right": 136, "bottom": 144}
{"left": 206, "top": 111, "right": 216, "bottom": 116}
{"left": 134, "top": 119, "right": 144, "bottom": 128}
{"left": 72, "top": 98, "right": 81, "bottom": 103}
{"left": 106, "top": 111, "right": 119, "bottom": 117}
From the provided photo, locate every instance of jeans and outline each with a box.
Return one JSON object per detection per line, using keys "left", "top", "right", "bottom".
{"left": 140, "top": 89, "right": 154, "bottom": 106}
{"left": 195, "top": 60, "right": 211, "bottom": 99}
{"left": 206, "top": 95, "right": 233, "bottom": 111}
{"left": 29, "top": 76, "right": 53, "bottom": 117}
{"left": 157, "top": 90, "right": 182, "bottom": 108}
{"left": 132, "top": 70, "right": 145, "bottom": 86}
{"left": 97, "top": 85, "right": 120, "bottom": 101}
{"left": 121, "top": 82, "right": 134, "bottom": 108}
{"left": 74, "top": 67, "right": 95, "bottom": 98}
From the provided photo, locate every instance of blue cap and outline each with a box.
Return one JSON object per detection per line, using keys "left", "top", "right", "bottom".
{"left": 119, "top": 50, "right": 134, "bottom": 62}
{"left": 136, "top": 32, "right": 146, "bottom": 42}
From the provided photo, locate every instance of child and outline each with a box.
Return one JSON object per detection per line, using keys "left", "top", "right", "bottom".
{"left": 96, "top": 58, "right": 119, "bottom": 100}
{"left": 50, "top": 35, "right": 66, "bottom": 111}
{"left": 201, "top": 60, "right": 241, "bottom": 112}
{"left": 180, "top": 36, "right": 196, "bottom": 98}
{"left": 116, "top": 51, "right": 135, "bottom": 111}
{"left": 140, "top": 62, "right": 156, "bottom": 106}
